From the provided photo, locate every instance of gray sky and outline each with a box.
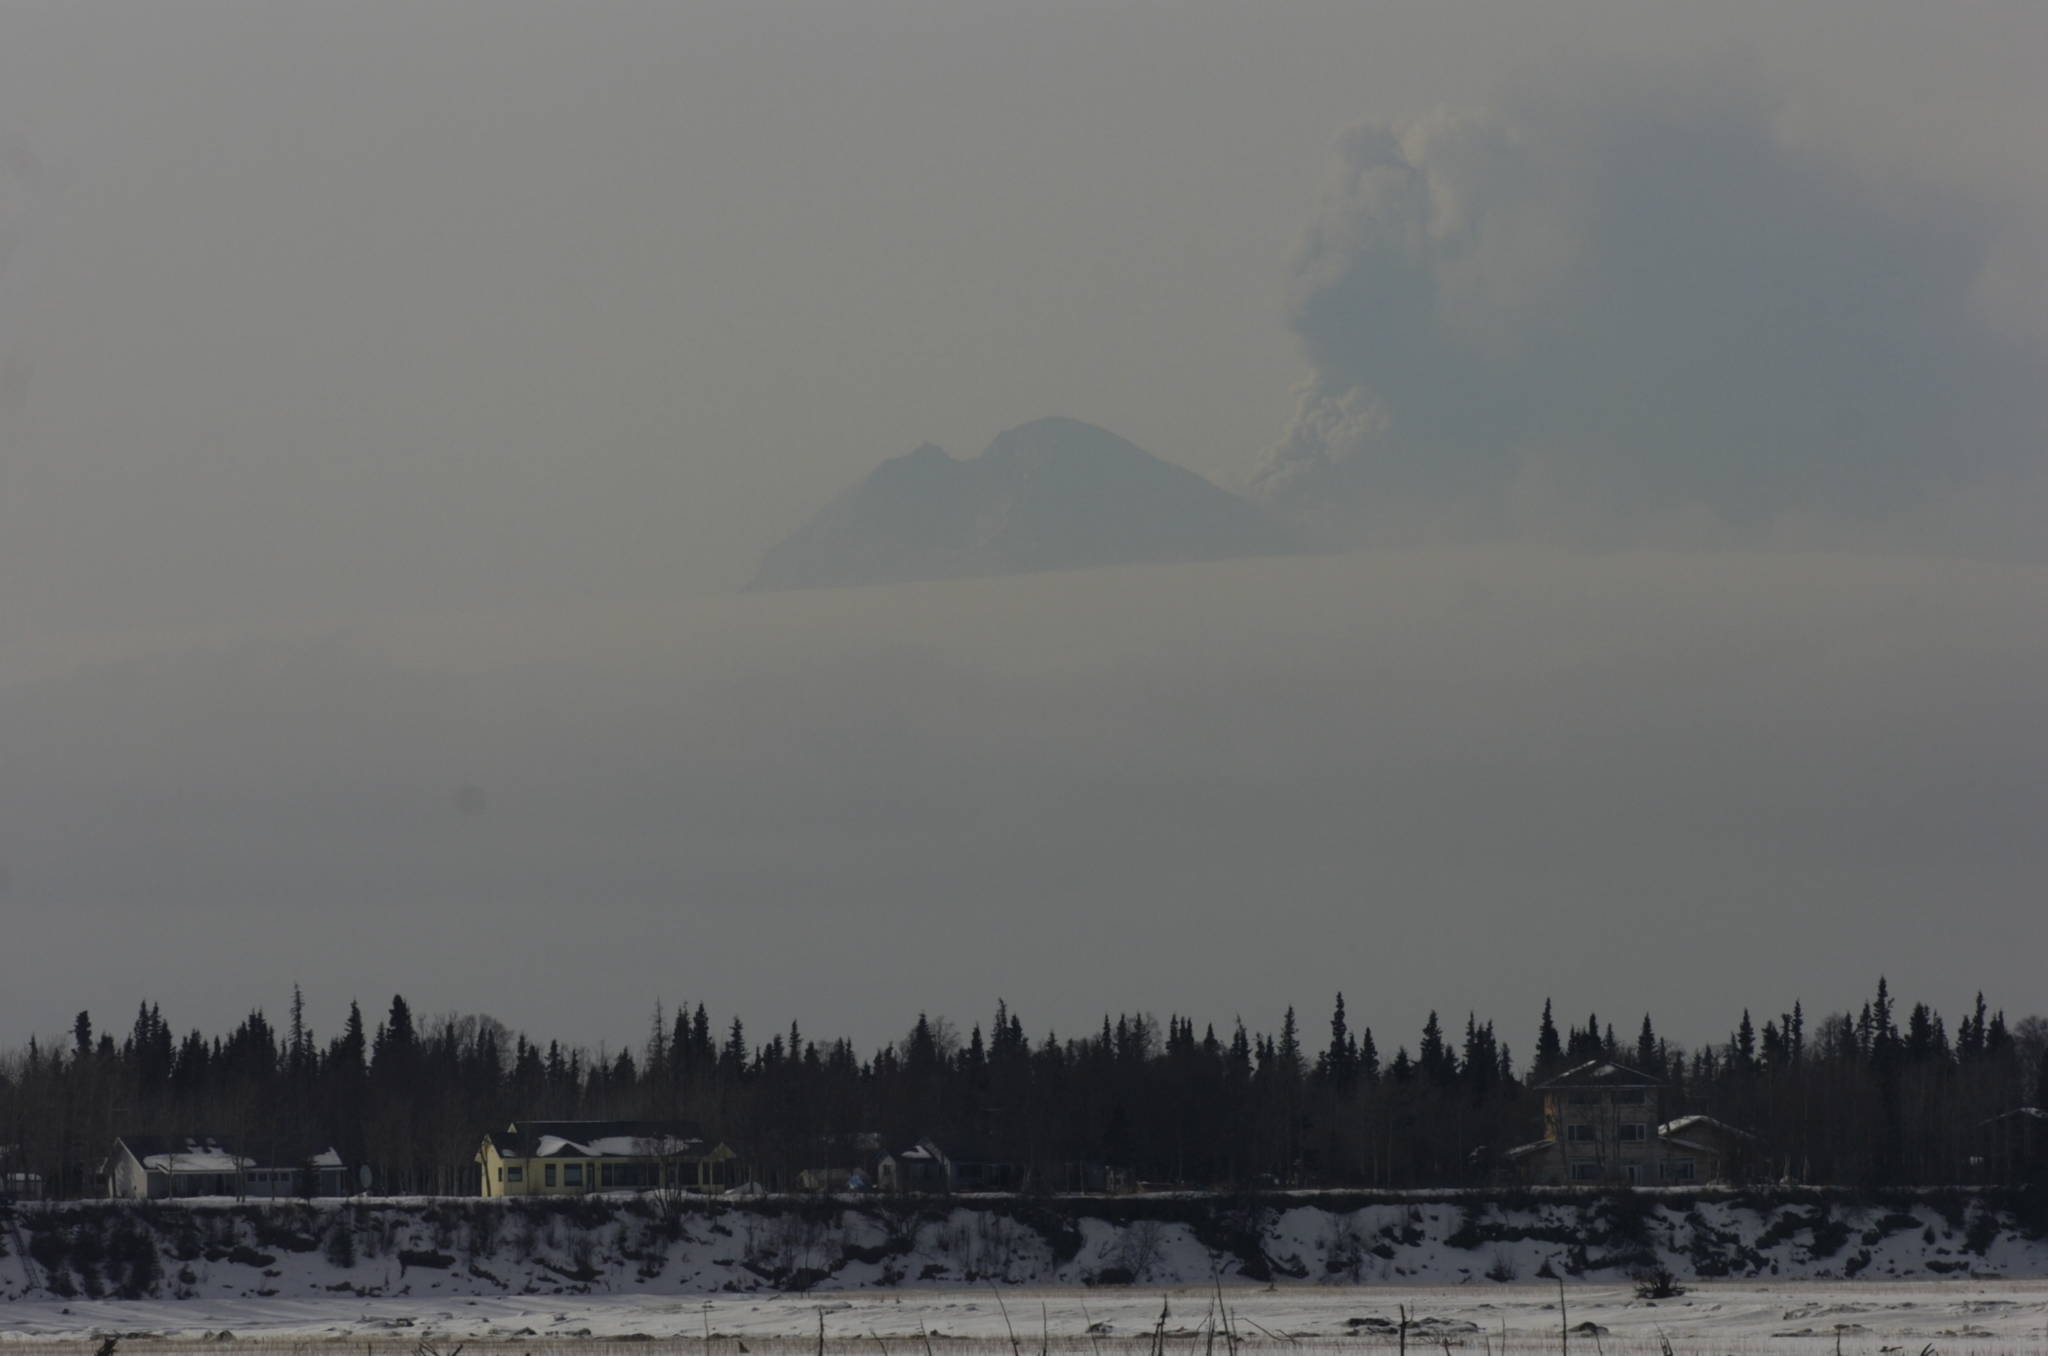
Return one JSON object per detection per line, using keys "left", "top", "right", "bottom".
{"left": 1, "top": 1, "right": 2044, "bottom": 1055}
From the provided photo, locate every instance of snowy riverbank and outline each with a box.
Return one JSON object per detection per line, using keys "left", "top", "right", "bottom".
{"left": 3, "top": 1190, "right": 2045, "bottom": 1306}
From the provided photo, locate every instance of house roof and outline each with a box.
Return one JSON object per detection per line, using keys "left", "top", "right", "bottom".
{"left": 1974, "top": 1106, "right": 2048, "bottom": 1129}
{"left": 115, "top": 1135, "right": 344, "bottom": 1173}
{"left": 1503, "top": 1139, "right": 1557, "bottom": 1161}
{"left": 1658, "top": 1115, "right": 1759, "bottom": 1142}
{"left": 485, "top": 1119, "right": 705, "bottom": 1159}
{"left": 888, "top": 1138, "right": 946, "bottom": 1162}
{"left": 1536, "top": 1060, "right": 1663, "bottom": 1090}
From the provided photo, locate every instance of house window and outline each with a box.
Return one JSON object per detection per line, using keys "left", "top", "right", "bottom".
{"left": 1618, "top": 1123, "right": 1647, "bottom": 1142}
{"left": 496, "top": 1167, "right": 503, "bottom": 1183}
{"left": 564, "top": 1163, "right": 584, "bottom": 1186}
{"left": 506, "top": 1166, "right": 523, "bottom": 1183}
{"left": 1571, "top": 1162, "right": 1603, "bottom": 1181}
{"left": 1566, "top": 1123, "right": 1597, "bottom": 1143}
{"left": 1662, "top": 1160, "right": 1696, "bottom": 1181}
{"left": 544, "top": 1164, "right": 557, "bottom": 1187}
{"left": 1613, "top": 1091, "right": 1646, "bottom": 1105}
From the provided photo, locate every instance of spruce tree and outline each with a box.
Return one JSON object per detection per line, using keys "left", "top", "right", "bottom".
{"left": 1535, "top": 1000, "right": 1564, "bottom": 1075}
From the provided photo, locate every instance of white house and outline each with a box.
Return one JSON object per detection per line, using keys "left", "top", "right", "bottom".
{"left": 108, "top": 1135, "right": 351, "bottom": 1199}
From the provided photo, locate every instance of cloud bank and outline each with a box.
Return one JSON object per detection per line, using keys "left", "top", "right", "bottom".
{"left": 1250, "top": 57, "right": 2046, "bottom": 543}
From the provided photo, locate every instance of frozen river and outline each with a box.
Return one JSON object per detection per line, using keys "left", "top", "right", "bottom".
{"left": 4, "top": 1281, "right": 2046, "bottom": 1356}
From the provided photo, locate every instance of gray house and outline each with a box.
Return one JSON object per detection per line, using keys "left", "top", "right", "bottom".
{"left": 877, "top": 1139, "right": 952, "bottom": 1192}
{"left": 108, "top": 1135, "right": 351, "bottom": 1199}
{"left": 1505, "top": 1062, "right": 1761, "bottom": 1185}
{"left": 1505, "top": 1061, "right": 1670, "bottom": 1185}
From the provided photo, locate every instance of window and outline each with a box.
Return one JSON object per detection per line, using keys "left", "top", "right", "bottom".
{"left": 564, "top": 1163, "right": 583, "bottom": 1186}
{"left": 1618, "top": 1123, "right": 1647, "bottom": 1142}
{"left": 1613, "top": 1091, "right": 1646, "bottom": 1105}
{"left": 1662, "top": 1159, "right": 1696, "bottom": 1181}
{"left": 1566, "top": 1123, "right": 1597, "bottom": 1143}
{"left": 1571, "top": 1162, "right": 1603, "bottom": 1181}
{"left": 544, "top": 1164, "right": 557, "bottom": 1187}
{"left": 496, "top": 1167, "right": 503, "bottom": 1183}
{"left": 506, "top": 1166, "right": 523, "bottom": 1183}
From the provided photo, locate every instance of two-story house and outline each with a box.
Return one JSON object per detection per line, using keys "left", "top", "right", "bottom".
{"left": 1505, "top": 1060, "right": 1761, "bottom": 1185}
{"left": 1506, "top": 1060, "right": 1668, "bottom": 1185}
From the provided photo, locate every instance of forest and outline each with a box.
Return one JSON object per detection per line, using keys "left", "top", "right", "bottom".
{"left": 2, "top": 979, "right": 2042, "bottom": 1198}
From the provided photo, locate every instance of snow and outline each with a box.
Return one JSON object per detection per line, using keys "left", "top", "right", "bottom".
{"left": 1658, "top": 1115, "right": 1757, "bottom": 1140}
{"left": 139, "top": 1152, "right": 254, "bottom": 1173}
{"left": 134, "top": 1138, "right": 258, "bottom": 1173}
{"left": 3, "top": 1282, "right": 2048, "bottom": 1352}
{"left": 531, "top": 1134, "right": 693, "bottom": 1158}
{"left": 5, "top": 1192, "right": 2048, "bottom": 1353}
{"left": 582, "top": 1136, "right": 694, "bottom": 1156}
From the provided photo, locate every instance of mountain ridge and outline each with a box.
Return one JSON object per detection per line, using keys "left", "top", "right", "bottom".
{"left": 748, "top": 417, "right": 1293, "bottom": 591}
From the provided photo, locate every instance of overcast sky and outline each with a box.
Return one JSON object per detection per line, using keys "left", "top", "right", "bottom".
{"left": 1, "top": 1, "right": 2044, "bottom": 1057}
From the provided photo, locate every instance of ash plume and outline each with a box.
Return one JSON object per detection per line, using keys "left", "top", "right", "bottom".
{"left": 1249, "top": 56, "right": 2047, "bottom": 543}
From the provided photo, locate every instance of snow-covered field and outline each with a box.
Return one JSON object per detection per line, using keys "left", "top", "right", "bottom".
{"left": 3, "top": 1282, "right": 2047, "bottom": 1355}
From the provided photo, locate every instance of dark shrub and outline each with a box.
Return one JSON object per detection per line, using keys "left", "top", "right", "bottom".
{"left": 1631, "top": 1264, "right": 1684, "bottom": 1299}
{"left": 108, "top": 1220, "right": 162, "bottom": 1298}
{"left": 397, "top": 1248, "right": 457, "bottom": 1271}
{"left": 1808, "top": 1209, "right": 1852, "bottom": 1260}
{"left": 1445, "top": 1205, "right": 1485, "bottom": 1251}
{"left": 29, "top": 1226, "right": 68, "bottom": 1275}
{"left": 1964, "top": 1209, "right": 2001, "bottom": 1256}
{"left": 324, "top": 1221, "right": 357, "bottom": 1268}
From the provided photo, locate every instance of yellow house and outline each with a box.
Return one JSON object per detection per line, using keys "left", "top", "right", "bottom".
{"left": 475, "top": 1120, "right": 740, "bottom": 1198}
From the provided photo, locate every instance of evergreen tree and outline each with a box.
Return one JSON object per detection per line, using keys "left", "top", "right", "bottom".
{"left": 1534, "top": 1000, "right": 1564, "bottom": 1075}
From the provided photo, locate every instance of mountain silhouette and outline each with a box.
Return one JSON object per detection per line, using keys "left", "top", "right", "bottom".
{"left": 749, "top": 417, "right": 1291, "bottom": 591}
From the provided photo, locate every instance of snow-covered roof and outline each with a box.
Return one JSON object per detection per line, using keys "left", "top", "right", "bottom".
{"left": 1537, "top": 1060, "right": 1663, "bottom": 1090}
{"left": 141, "top": 1145, "right": 255, "bottom": 1173}
{"left": 119, "top": 1135, "right": 343, "bottom": 1174}
{"left": 489, "top": 1120, "right": 706, "bottom": 1159}
{"left": 1503, "top": 1139, "right": 1556, "bottom": 1161}
{"left": 584, "top": 1134, "right": 699, "bottom": 1156}
{"left": 1658, "top": 1115, "right": 1758, "bottom": 1142}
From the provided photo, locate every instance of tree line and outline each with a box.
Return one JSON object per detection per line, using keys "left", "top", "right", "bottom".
{"left": 1, "top": 979, "right": 2042, "bottom": 1198}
